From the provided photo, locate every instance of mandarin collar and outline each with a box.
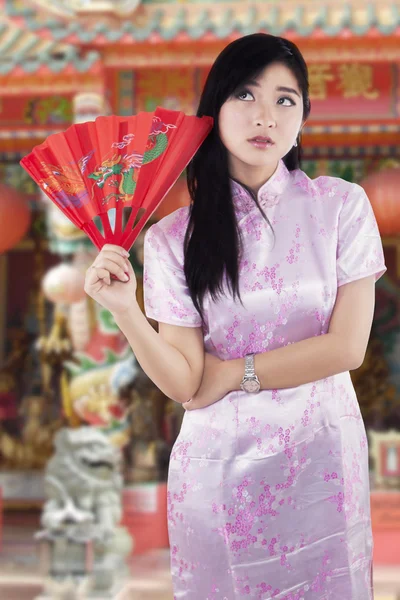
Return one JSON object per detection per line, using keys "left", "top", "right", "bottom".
{"left": 230, "top": 159, "right": 291, "bottom": 218}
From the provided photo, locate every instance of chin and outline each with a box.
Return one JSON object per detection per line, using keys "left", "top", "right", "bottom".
{"left": 239, "top": 148, "right": 279, "bottom": 164}
{"left": 238, "top": 156, "right": 277, "bottom": 169}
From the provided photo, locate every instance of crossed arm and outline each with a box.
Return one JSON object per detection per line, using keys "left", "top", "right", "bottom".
{"left": 182, "top": 274, "right": 376, "bottom": 409}
{"left": 225, "top": 274, "right": 376, "bottom": 391}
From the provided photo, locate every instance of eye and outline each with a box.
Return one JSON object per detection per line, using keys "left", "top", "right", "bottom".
{"left": 235, "top": 89, "right": 255, "bottom": 101}
{"left": 278, "top": 96, "right": 296, "bottom": 106}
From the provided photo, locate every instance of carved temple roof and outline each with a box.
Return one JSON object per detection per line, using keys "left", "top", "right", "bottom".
{"left": 0, "top": 1, "right": 399, "bottom": 74}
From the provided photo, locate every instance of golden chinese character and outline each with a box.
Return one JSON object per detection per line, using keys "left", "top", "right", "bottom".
{"left": 308, "top": 65, "right": 335, "bottom": 100}
{"left": 337, "top": 64, "right": 379, "bottom": 100}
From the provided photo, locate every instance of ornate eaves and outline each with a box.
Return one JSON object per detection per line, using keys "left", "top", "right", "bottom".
{"left": 3, "top": 1, "right": 400, "bottom": 43}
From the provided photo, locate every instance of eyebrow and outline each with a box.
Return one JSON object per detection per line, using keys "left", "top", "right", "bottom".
{"left": 245, "top": 80, "right": 301, "bottom": 98}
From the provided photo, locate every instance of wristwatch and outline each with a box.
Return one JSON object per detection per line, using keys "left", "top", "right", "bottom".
{"left": 240, "top": 353, "right": 261, "bottom": 393}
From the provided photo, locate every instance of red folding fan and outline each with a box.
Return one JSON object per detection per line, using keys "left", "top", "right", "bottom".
{"left": 20, "top": 108, "right": 213, "bottom": 251}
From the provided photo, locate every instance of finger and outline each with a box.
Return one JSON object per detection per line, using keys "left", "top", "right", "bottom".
{"left": 86, "top": 265, "right": 100, "bottom": 286}
{"left": 95, "top": 251, "right": 129, "bottom": 274}
{"left": 95, "top": 268, "right": 111, "bottom": 286}
{"left": 102, "top": 244, "right": 130, "bottom": 258}
{"left": 85, "top": 267, "right": 111, "bottom": 290}
{"left": 124, "top": 259, "right": 135, "bottom": 275}
{"left": 92, "top": 257, "right": 129, "bottom": 282}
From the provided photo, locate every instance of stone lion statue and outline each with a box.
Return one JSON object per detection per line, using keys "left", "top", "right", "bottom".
{"left": 41, "top": 426, "right": 122, "bottom": 540}
{"left": 37, "top": 427, "right": 132, "bottom": 594}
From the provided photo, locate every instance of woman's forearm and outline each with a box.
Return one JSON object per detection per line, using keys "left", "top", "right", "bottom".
{"left": 113, "top": 302, "right": 196, "bottom": 404}
{"left": 225, "top": 333, "right": 359, "bottom": 392}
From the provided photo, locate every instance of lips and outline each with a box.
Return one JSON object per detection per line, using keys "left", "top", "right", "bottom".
{"left": 248, "top": 136, "right": 275, "bottom": 149}
{"left": 248, "top": 136, "right": 275, "bottom": 144}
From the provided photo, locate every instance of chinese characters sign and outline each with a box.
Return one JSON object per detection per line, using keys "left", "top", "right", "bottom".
{"left": 119, "top": 63, "right": 396, "bottom": 122}
{"left": 309, "top": 63, "right": 394, "bottom": 119}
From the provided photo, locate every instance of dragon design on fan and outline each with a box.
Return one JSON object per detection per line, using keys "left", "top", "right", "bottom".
{"left": 38, "top": 116, "right": 175, "bottom": 210}
{"left": 20, "top": 108, "right": 213, "bottom": 250}
{"left": 88, "top": 121, "right": 170, "bottom": 205}
{"left": 39, "top": 159, "right": 90, "bottom": 209}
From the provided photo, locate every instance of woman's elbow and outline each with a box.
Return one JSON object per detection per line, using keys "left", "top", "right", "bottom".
{"left": 348, "top": 346, "right": 366, "bottom": 371}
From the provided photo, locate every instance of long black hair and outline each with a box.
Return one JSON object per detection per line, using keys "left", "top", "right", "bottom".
{"left": 184, "top": 33, "right": 311, "bottom": 326}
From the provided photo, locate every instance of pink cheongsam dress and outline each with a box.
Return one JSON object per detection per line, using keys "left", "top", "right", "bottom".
{"left": 143, "top": 159, "right": 387, "bottom": 600}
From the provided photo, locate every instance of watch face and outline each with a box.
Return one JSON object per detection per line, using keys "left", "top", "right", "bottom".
{"left": 243, "top": 379, "right": 260, "bottom": 393}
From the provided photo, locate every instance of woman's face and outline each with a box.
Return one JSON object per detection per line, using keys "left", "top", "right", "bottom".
{"left": 218, "top": 62, "right": 305, "bottom": 183}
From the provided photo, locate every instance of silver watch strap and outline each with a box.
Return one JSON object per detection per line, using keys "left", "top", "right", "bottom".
{"left": 244, "top": 353, "right": 255, "bottom": 377}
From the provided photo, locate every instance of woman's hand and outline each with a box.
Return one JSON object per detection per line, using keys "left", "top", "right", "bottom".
{"left": 182, "top": 353, "right": 229, "bottom": 411}
{"left": 84, "top": 244, "right": 137, "bottom": 317}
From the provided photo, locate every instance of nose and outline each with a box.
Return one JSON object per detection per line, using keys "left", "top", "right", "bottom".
{"left": 255, "top": 103, "right": 276, "bottom": 128}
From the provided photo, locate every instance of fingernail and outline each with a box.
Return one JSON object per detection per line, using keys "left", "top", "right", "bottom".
{"left": 123, "top": 273, "right": 130, "bottom": 282}
{"left": 123, "top": 250, "right": 130, "bottom": 257}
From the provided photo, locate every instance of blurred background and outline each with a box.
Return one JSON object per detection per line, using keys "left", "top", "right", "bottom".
{"left": 0, "top": 0, "right": 399, "bottom": 599}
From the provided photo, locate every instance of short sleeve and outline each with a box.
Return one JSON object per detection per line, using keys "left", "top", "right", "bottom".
{"left": 143, "top": 223, "right": 202, "bottom": 327}
{"left": 336, "top": 183, "right": 387, "bottom": 287}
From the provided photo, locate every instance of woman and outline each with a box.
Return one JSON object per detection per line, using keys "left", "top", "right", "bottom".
{"left": 85, "top": 33, "right": 386, "bottom": 599}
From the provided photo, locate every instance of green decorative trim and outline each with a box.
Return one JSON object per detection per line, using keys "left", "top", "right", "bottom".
{"left": 0, "top": 24, "right": 62, "bottom": 64}
{"left": 5, "top": 2, "right": 400, "bottom": 43}
{"left": 0, "top": 49, "right": 101, "bottom": 75}
{"left": 0, "top": 26, "right": 22, "bottom": 54}
{"left": 302, "top": 159, "right": 364, "bottom": 183}
{"left": 118, "top": 70, "right": 135, "bottom": 116}
{"left": 5, "top": 0, "right": 36, "bottom": 17}
{"left": 65, "top": 343, "right": 132, "bottom": 376}
{"left": 98, "top": 308, "right": 120, "bottom": 334}
{"left": 48, "top": 238, "right": 93, "bottom": 256}
{"left": 65, "top": 355, "right": 99, "bottom": 377}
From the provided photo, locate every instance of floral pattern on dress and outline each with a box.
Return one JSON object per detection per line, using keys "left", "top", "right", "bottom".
{"left": 144, "top": 159, "right": 386, "bottom": 599}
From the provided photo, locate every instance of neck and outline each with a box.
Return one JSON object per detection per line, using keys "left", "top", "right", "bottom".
{"left": 229, "top": 160, "right": 279, "bottom": 196}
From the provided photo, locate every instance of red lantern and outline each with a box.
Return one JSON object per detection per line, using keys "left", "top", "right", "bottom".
{"left": 360, "top": 167, "right": 400, "bottom": 236}
{"left": 154, "top": 176, "right": 190, "bottom": 220}
{"left": 0, "top": 183, "right": 31, "bottom": 253}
